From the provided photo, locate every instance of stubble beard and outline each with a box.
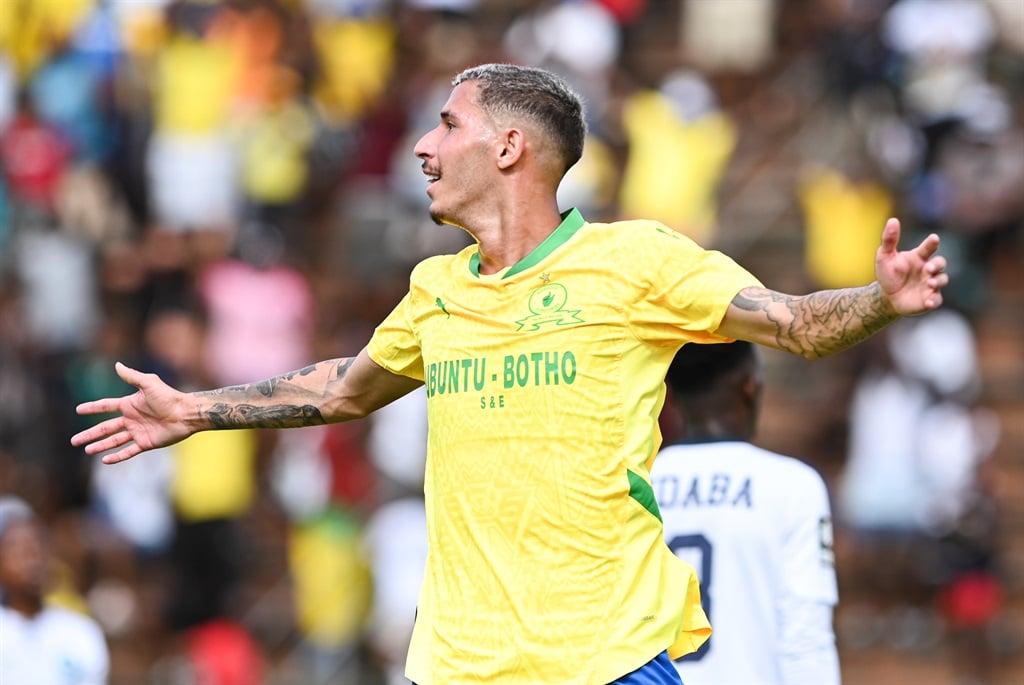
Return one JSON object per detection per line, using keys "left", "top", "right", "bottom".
{"left": 428, "top": 201, "right": 462, "bottom": 229}
{"left": 428, "top": 206, "right": 445, "bottom": 226}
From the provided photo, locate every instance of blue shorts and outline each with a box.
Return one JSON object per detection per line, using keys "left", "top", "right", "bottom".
{"left": 412, "top": 650, "right": 683, "bottom": 685}
{"left": 609, "top": 651, "right": 683, "bottom": 685}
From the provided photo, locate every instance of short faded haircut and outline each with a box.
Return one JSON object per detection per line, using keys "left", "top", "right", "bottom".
{"left": 453, "top": 63, "right": 586, "bottom": 174}
{"left": 666, "top": 341, "right": 758, "bottom": 397}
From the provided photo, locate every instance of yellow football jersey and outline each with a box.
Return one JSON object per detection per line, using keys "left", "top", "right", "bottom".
{"left": 367, "top": 209, "right": 762, "bottom": 685}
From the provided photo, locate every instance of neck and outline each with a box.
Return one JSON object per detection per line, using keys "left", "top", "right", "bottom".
{"left": 685, "top": 423, "right": 747, "bottom": 442}
{"left": 5, "top": 593, "right": 43, "bottom": 618}
{"left": 471, "top": 196, "right": 564, "bottom": 275}
{"left": 681, "top": 407, "right": 754, "bottom": 443}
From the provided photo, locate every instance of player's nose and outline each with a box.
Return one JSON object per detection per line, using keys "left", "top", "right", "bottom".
{"left": 414, "top": 127, "right": 438, "bottom": 160}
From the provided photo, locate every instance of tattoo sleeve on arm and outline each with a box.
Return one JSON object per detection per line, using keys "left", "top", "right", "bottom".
{"left": 733, "top": 284, "right": 898, "bottom": 359}
{"left": 197, "top": 358, "right": 356, "bottom": 429}
{"left": 206, "top": 403, "right": 326, "bottom": 429}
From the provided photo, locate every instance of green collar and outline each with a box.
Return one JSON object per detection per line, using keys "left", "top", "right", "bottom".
{"left": 468, "top": 208, "right": 585, "bottom": 278}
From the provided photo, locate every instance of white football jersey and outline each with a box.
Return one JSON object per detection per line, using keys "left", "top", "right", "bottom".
{"left": 651, "top": 440, "right": 838, "bottom": 685}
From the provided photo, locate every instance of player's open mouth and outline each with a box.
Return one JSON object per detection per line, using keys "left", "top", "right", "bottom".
{"left": 422, "top": 163, "right": 441, "bottom": 184}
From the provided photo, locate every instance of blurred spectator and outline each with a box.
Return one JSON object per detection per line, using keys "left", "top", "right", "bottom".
{"left": 6, "top": 211, "right": 100, "bottom": 355}
{"left": 617, "top": 68, "right": 737, "bottom": 245}
{"left": 682, "top": 0, "right": 777, "bottom": 74}
{"left": 503, "top": 0, "right": 622, "bottom": 127}
{"left": 0, "top": 91, "right": 73, "bottom": 217}
{"left": 362, "top": 494, "right": 428, "bottom": 685}
{"left": 359, "top": 385, "right": 429, "bottom": 683}
{"left": 836, "top": 308, "right": 1002, "bottom": 668}
{"left": 815, "top": 0, "right": 893, "bottom": 104}
{"left": 180, "top": 618, "right": 266, "bottom": 685}
{"left": 109, "top": 0, "right": 172, "bottom": 60}
{"left": 3, "top": 194, "right": 104, "bottom": 511}
{"left": 269, "top": 346, "right": 381, "bottom": 685}
{"left": 54, "top": 163, "right": 134, "bottom": 248}
{"left": 366, "top": 385, "right": 428, "bottom": 493}
{"left": 197, "top": 221, "right": 315, "bottom": 387}
{"left": 90, "top": 440, "right": 175, "bottom": 559}
{"left": 0, "top": 275, "right": 51, "bottom": 491}
{"left": 236, "top": 65, "right": 316, "bottom": 240}
{"left": 69, "top": 0, "right": 124, "bottom": 86}
{"left": 881, "top": 0, "right": 995, "bottom": 130}
{"left": 0, "top": 495, "right": 110, "bottom": 685}
{"left": 0, "top": 50, "right": 16, "bottom": 132}
{"left": 308, "top": 0, "right": 396, "bottom": 129}
{"left": 839, "top": 309, "right": 999, "bottom": 539}
{"left": 798, "top": 161, "right": 894, "bottom": 289}
{"left": 936, "top": 84, "right": 1024, "bottom": 237}
{"left": 926, "top": 82, "right": 1024, "bottom": 313}
{"left": 287, "top": 508, "right": 372, "bottom": 685}
{"left": 145, "top": 1, "right": 241, "bottom": 235}
{"left": 84, "top": 308, "right": 176, "bottom": 558}
{"left": 28, "top": 39, "right": 114, "bottom": 165}
{"left": 982, "top": 0, "right": 1024, "bottom": 57}
{"left": 0, "top": 0, "right": 95, "bottom": 78}
{"left": 160, "top": 303, "right": 261, "bottom": 634}
{"left": 206, "top": 0, "right": 289, "bottom": 116}
{"left": 269, "top": 421, "right": 379, "bottom": 683}
{"left": 502, "top": 1, "right": 622, "bottom": 220}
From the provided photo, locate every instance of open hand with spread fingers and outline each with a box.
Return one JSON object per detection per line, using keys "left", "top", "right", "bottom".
{"left": 875, "top": 217, "right": 948, "bottom": 316}
{"left": 70, "top": 362, "right": 193, "bottom": 465}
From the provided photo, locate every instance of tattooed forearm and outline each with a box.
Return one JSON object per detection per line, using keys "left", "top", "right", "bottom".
{"left": 205, "top": 403, "right": 326, "bottom": 429}
{"left": 332, "top": 357, "right": 354, "bottom": 380}
{"left": 195, "top": 358, "right": 356, "bottom": 428}
{"left": 250, "top": 363, "right": 320, "bottom": 397}
{"left": 733, "top": 284, "right": 898, "bottom": 359}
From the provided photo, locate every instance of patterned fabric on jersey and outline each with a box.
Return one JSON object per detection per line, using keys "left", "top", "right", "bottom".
{"left": 651, "top": 440, "right": 839, "bottom": 685}
{"left": 367, "top": 208, "right": 762, "bottom": 685}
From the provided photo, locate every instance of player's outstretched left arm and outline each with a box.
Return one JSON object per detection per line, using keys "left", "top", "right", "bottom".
{"left": 717, "top": 217, "right": 948, "bottom": 359}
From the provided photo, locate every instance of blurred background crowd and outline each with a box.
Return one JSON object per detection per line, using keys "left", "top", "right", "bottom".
{"left": 0, "top": 0, "right": 1021, "bottom": 683}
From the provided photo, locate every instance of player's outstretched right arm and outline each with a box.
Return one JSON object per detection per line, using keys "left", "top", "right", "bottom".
{"left": 71, "top": 347, "right": 421, "bottom": 465}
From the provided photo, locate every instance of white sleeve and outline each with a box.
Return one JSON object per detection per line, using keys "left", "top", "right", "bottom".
{"left": 777, "top": 464, "right": 840, "bottom": 684}
{"left": 78, "top": 617, "right": 111, "bottom": 685}
{"left": 781, "top": 467, "right": 838, "bottom": 603}
{"left": 778, "top": 598, "right": 841, "bottom": 685}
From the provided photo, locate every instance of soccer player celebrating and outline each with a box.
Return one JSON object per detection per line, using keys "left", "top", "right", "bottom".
{"left": 72, "top": 64, "right": 946, "bottom": 684}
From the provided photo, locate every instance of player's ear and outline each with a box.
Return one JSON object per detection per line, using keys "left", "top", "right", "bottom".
{"left": 741, "top": 372, "right": 762, "bottom": 436}
{"left": 742, "top": 372, "right": 762, "bottom": 408}
{"left": 496, "top": 128, "right": 524, "bottom": 170}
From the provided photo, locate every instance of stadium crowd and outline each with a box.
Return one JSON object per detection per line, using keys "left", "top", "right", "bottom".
{"left": 0, "top": 1, "right": 1022, "bottom": 683}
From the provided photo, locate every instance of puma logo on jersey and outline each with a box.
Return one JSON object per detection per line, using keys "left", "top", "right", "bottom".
{"left": 435, "top": 297, "right": 451, "bottom": 318}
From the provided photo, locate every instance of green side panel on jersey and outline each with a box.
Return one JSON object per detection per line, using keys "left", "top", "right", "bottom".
{"left": 627, "top": 469, "right": 662, "bottom": 522}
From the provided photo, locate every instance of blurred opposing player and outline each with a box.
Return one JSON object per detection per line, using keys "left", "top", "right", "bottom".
{"left": 652, "top": 341, "right": 840, "bottom": 685}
